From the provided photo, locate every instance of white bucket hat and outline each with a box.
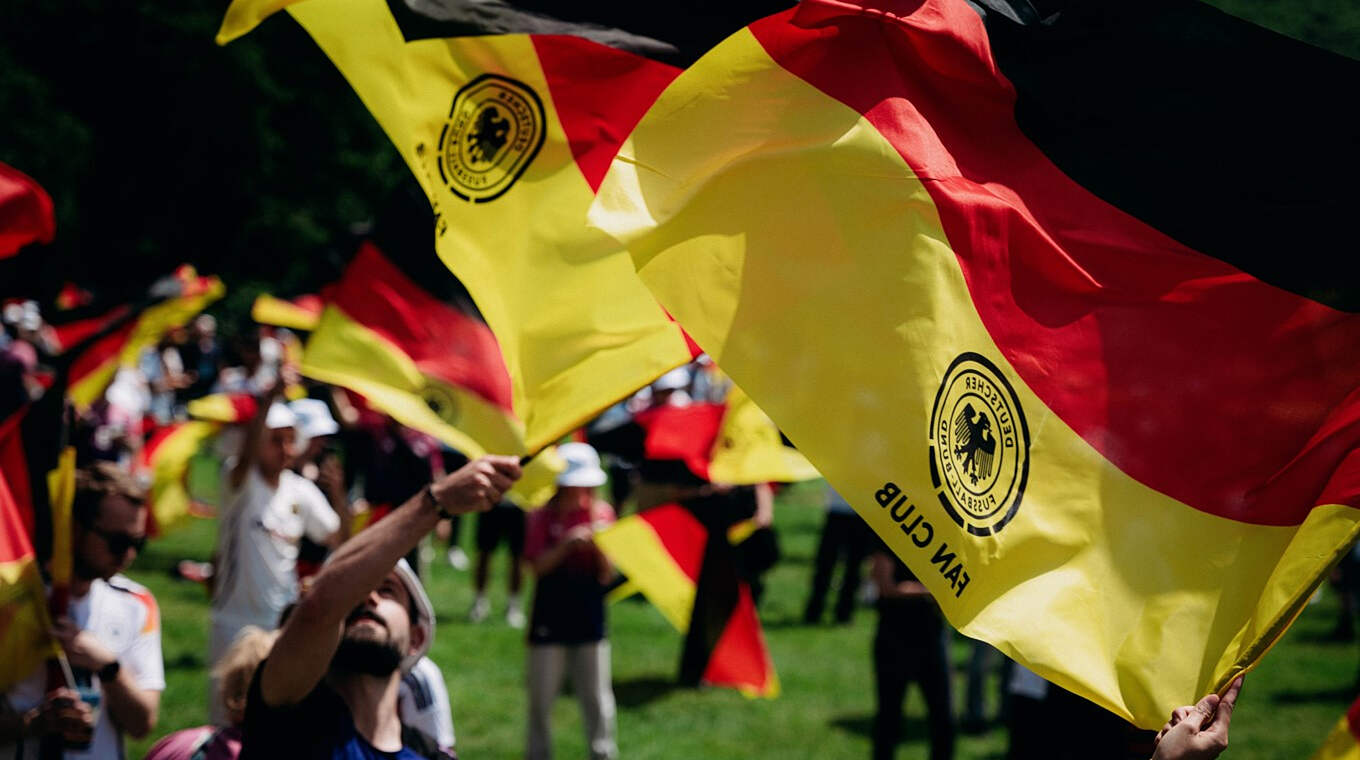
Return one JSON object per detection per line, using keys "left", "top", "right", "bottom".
{"left": 289, "top": 398, "right": 339, "bottom": 451}
{"left": 264, "top": 402, "right": 298, "bottom": 430}
{"left": 555, "top": 442, "right": 607, "bottom": 488}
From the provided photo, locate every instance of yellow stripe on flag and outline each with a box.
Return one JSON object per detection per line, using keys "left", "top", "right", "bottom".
{"left": 709, "top": 383, "right": 819, "bottom": 485}
{"left": 0, "top": 559, "right": 60, "bottom": 691}
{"left": 46, "top": 446, "right": 75, "bottom": 589}
{"left": 1312, "top": 712, "right": 1360, "bottom": 760}
{"left": 147, "top": 422, "right": 221, "bottom": 534}
{"left": 590, "top": 27, "right": 1360, "bottom": 728}
{"left": 252, "top": 293, "right": 320, "bottom": 331}
{"left": 594, "top": 516, "right": 695, "bottom": 632}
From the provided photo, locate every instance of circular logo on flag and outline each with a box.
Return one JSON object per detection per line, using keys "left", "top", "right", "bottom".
{"left": 928, "top": 352, "right": 1030, "bottom": 536}
{"left": 421, "top": 384, "right": 460, "bottom": 426}
{"left": 437, "top": 74, "right": 546, "bottom": 203}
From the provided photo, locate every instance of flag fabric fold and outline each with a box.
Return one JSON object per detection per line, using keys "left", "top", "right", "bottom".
{"left": 591, "top": 0, "right": 1360, "bottom": 727}
{"left": 0, "top": 163, "right": 55, "bottom": 259}
{"left": 0, "top": 460, "right": 59, "bottom": 692}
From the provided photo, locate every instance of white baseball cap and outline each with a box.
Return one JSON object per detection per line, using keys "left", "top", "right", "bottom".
{"left": 289, "top": 398, "right": 339, "bottom": 450}
{"left": 652, "top": 366, "right": 691, "bottom": 392}
{"left": 556, "top": 442, "right": 607, "bottom": 488}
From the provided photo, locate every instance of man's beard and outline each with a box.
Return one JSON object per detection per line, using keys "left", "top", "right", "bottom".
{"left": 331, "top": 613, "right": 403, "bottom": 676}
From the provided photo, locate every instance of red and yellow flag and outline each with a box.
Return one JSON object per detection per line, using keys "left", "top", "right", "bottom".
{"left": 592, "top": 0, "right": 1360, "bottom": 727}
{"left": 1313, "top": 695, "right": 1360, "bottom": 760}
{"left": 138, "top": 421, "right": 222, "bottom": 534}
{"left": 216, "top": 0, "right": 754, "bottom": 452}
{"left": 251, "top": 292, "right": 324, "bottom": 331}
{"left": 0, "top": 419, "right": 60, "bottom": 691}
{"left": 595, "top": 503, "right": 778, "bottom": 697}
{"left": 66, "top": 266, "right": 225, "bottom": 409}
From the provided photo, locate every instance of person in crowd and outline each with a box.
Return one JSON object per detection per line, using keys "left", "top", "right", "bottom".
{"left": 287, "top": 397, "right": 350, "bottom": 581}
{"left": 870, "top": 542, "right": 953, "bottom": 760}
{"left": 523, "top": 442, "right": 617, "bottom": 760}
{"left": 803, "top": 486, "right": 872, "bottom": 625}
{"left": 209, "top": 378, "right": 343, "bottom": 720}
{"left": 0, "top": 463, "right": 163, "bottom": 760}
{"left": 144, "top": 627, "right": 278, "bottom": 760}
{"left": 1150, "top": 677, "right": 1241, "bottom": 760}
{"left": 466, "top": 498, "right": 527, "bottom": 628}
{"left": 237, "top": 454, "right": 520, "bottom": 760}
{"left": 181, "top": 314, "right": 222, "bottom": 401}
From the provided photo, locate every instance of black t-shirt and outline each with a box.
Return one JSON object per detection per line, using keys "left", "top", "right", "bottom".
{"left": 874, "top": 544, "right": 943, "bottom": 642}
{"left": 240, "top": 663, "right": 432, "bottom": 760}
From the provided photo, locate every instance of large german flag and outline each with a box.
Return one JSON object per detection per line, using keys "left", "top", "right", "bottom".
{"left": 594, "top": 502, "right": 778, "bottom": 697}
{"left": 216, "top": 0, "right": 790, "bottom": 451}
{"left": 592, "top": 0, "right": 1360, "bottom": 728}
{"left": 64, "top": 266, "right": 225, "bottom": 410}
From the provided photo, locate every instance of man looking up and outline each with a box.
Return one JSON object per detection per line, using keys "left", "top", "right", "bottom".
{"left": 1, "top": 463, "right": 164, "bottom": 760}
{"left": 210, "top": 377, "right": 343, "bottom": 720}
{"left": 240, "top": 454, "right": 521, "bottom": 760}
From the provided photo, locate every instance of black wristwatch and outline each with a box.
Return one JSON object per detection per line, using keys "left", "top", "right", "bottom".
{"left": 98, "top": 659, "right": 121, "bottom": 682}
{"left": 423, "top": 484, "right": 453, "bottom": 520}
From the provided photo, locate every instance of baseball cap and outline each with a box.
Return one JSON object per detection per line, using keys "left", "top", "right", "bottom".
{"left": 556, "top": 442, "right": 607, "bottom": 488}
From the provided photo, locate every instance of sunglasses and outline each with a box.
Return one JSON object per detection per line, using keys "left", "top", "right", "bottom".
{"left": 91, "top": 528, "right": 147, "bottom": 555}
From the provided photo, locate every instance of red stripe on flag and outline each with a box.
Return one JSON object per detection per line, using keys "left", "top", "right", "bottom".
{"left": 1346, "top": 694, "right": 1360, "bottom": 741}
{"left": 637, "top": 503, "right": 708, "bottom": 582}
{"left": 532, "top": 36, "right": 681, "bottom": 194}
{"left": 751, "top": 2, "right": 1360, "bottom": 525}
{"left": 0, "top": 411, "right": 33, "bottom": 541}
{"left": 701, "top": 585, "right": 774, "bottom": 694}
{"left": 636, "top": 404, "right": 726, "bottom": 481}
{"left": 0, "top": 458, "right": 36, "bottom": 564}
{"left": 331, "top": 243, "right": 514, "bottom": 413}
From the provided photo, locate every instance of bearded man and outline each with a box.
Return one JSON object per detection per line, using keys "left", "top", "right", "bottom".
{"left": 239, "top": 454, "right": 521, "bottom": 760}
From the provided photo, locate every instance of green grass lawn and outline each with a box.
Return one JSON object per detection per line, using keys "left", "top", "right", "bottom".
{"left": 126, "top": 480, "right": 1354, "bottom": 759}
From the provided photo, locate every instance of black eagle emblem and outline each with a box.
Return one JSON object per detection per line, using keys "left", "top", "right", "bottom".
{"left": 466, "top": 106, "right": 510, "bottom": 165}
{"left": 953, "top": 403, "right": 997, "bottom": 485}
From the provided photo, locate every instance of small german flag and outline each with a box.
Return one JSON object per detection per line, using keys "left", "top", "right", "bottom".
{"left": 1313, "top": 695, "right": 1360, "bottom": 760}
{"left": 251, "top": 292, "right": 324, "bottom": 332}
{"left": 595, "top": 502, "right": 778, "bottom": 697}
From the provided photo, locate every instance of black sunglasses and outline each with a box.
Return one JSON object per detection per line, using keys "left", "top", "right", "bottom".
{"left": 91, "top": 528, "right": 147, "bottom": 555}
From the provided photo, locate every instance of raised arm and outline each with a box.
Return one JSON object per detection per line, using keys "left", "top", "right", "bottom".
{"left": 228, "top": 377, "right": 287, "bottom": 490}
{"left": 258, "top": 455, "right": 521, "bottom": 706}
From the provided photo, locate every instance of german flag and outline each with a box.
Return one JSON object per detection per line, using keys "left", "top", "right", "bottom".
{"left": 215, "top": 0, "right": 789, "bottom": 452}
{"left": 1314, "top": 695, "right": 1360, "bottom": 760}
{"left": 138, "top": 421, "right": 222, "bottom": 534}
{"left": 0, "top": 162, "right": 54, "bottom": 259}
{"left": 186, "top": 393, "right": 258, "bottom": 424}
{"left": 0, "top": 450, "right": 60, "bottom": 692}
{"left": 592, "top": 0, "right": 1360, "bottom": 728}
{"left": 594, "top": 502, "right": 778, "bottom": 697}
{"left": 64, "top": 266, "right": 225, "bottom": 410}
{"left": 251, "top": 292, "right": 324, "bottom": 332}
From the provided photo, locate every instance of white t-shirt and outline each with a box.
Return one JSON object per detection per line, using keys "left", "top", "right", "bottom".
{"left": 399, "top": 656, "right": 456, "bottom": 750}
{"left": 211, "top": 462, "right": 338, "bottom": 630}
{"left": 2, "top": 575, "right": 166, "bottom": 760}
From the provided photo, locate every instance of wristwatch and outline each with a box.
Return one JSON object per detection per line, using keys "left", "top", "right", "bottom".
{"left": 423, "top": 484, "right": 454, "bottom": 520}
{"left": 98, "top": 659, "right": 121, "bottom": 682}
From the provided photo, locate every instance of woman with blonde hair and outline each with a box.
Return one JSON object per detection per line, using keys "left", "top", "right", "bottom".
{"left": 144, "top": 627, "right": 277, "bottom": 760}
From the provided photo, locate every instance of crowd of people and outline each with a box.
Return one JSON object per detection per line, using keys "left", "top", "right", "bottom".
{"left": 0, "top": 310, "right": 1241, "bottom": 760}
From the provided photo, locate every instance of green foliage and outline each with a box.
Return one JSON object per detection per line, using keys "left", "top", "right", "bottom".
{"left": 125, "top": 482, "right": 1354, "bottom": 759}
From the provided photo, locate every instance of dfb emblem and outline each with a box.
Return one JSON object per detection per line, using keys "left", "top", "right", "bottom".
{"left": 928, "top": 352, "right": 1030, "bottom": 536}
{"left": 437, "top": 74, "right": 545, "bottom": 203}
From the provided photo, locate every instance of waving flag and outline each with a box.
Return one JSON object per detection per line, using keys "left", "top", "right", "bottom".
{"left": 138, "top": 421, "right": 223, "bottom": 534}
{"left": 0, "top": 455, "right": 60, "bottom": 691}
{"left": 0, "top": 163, "right": 54, "bottom": 259}
{"left": 214, "top": 0, "right": 805, "bottom": 451}
{"left": 591, "top": 0, "right": 1360, "bottom": 727}
{"left": 595, "top": 503, "right": 778, "bottom": 697}
{"left": 251, "top": 293, "right": 324, "bottom": 331}
{"left": 65, "top": 266, "right": 225, "bottom": 409}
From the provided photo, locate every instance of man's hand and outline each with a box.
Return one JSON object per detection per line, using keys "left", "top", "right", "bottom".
{"left": 50, "top": 617, "right": 116, "bottom": 672}
{"left": 26, "top": 689, "right": 93, "bottom": 744}
{"left": 1152, "top": 676, "right": 1242, "bottom": 760}
{"left": 431, "top": 456, "right": 522, "bottom": 515}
